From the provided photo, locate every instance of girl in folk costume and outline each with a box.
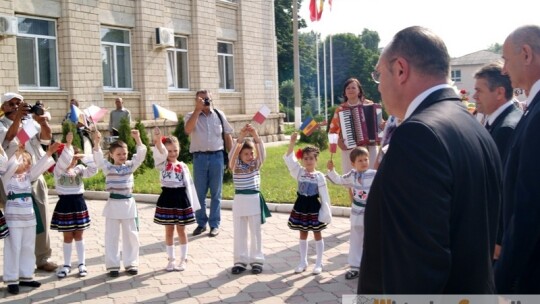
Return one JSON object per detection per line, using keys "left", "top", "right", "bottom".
{"left": 51, "top": 132, "right": 98, "bottom": 278}
{"left": 327, "top": 146, "right": 376, "bottom": 280}
{"left": 284, "top": 132, "right": 332, "bottom": 275}
{"left": 0, "top": 147, "right": 9, "bottom": 240}
{"left": 229, "top": 124, "right": 271, "bottom": 275}
{"left": 92, "top": 129, "right": 147, "bottom": 277}
{"left": 1, "top": 142, "right": 60, "bottom": 295}
{"left": 152, "top": 127, "right": 200, "bottom": 272}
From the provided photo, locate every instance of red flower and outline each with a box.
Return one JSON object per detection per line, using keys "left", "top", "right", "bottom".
{"left": 166, "top": 162, "right": 182, "bottom": 173}
{"left": 295, "top": 148, "right": 303, "bottom": 159}
{"left": 161, "top": 136, "right": 167, "bottom": 144}
{"left": 460, "top": 89, "right": 467, "bottom": 94}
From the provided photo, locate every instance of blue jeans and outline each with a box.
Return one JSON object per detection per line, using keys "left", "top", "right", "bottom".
{"left": 192, "top": 151, "right": 224, "bottom": 228}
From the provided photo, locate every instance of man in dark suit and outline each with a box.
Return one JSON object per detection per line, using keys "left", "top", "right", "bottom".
{"left": 473, "top": 62, "right": 523, "bottom": 262}
{"left": 495, "top": 25, "right": 540, "bottom": 293}
{"left": 359, "top": 26, "right": 502, "bottom": 294}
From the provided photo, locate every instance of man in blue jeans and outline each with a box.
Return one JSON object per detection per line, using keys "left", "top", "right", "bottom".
{"left": 184, "top": 90, "right": 233, "bottom": 237}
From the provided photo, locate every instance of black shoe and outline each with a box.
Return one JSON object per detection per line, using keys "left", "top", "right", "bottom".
{"left": 19, "top": 280, "right": 41, "bottom": 287}
{"left": 126, "top": 267, "right": 138, "bottom": 275}
{"left": 231, "top": 264, "right": 247, "bottom": 275}
{"left": 108, "top": 270, "right": 120, "bottom": 277}
{"left": 251, "top": 264, "right": 263, "bottom": 274}
{"left": 209, "top": 227, "right": 220, "bottom": 237}
{"left": 7, "top": 284, "right": 19, "bottom": 294}
{"left": 192, "top": 226, "right": 207, "bottom": 236}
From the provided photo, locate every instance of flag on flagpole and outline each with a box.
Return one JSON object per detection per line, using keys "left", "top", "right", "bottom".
{"left": 252, "top": 105, "right": 271, "bottom": 124}
{"left": 84, "top": 105, "right": 108, "bottom": 123}
{"left": 69, "top": 104, "right": 88, "bottom": 127}
{"left": 310, "top": 0, "right": 324, "bottom": 22}
{"left": 299, "top": 117, "right": 319, "bottom": 136}
{"left": 152, "top": 104, "right": 178, "bottom": 122}
{"left": 17, "top": 120, "right": 38, "bottom": 145}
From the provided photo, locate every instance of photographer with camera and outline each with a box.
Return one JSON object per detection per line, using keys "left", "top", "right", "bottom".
{"left": 184, "top": 89, "right": 233, "bottom": 237}
{"left": 0, "top": 92, "right": 58, "bottom": 273}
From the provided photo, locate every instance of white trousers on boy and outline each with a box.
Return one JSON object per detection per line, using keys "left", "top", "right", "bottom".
{"left": 3, "top": 226, "right": 36, "bottom": 284}
{"left": 233, "top": 214, "right": 264, "bottom": 265}
{"left": 348, "top": 220, "right": 364, "bottom": 268}
{"left": 105, "top": 218, "right": 139, "bottom": 270}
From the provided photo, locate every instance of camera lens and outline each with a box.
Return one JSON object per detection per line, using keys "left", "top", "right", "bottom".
{"left": 30, "top": 105, "right": 45, "bottom": 116}
{"left": 203, "top": 98, "right": 210, "bottom": 106}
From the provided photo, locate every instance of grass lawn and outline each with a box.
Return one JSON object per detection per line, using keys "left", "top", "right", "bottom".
{"left": 45, "top": 143, "right": 353, "bottom": 207}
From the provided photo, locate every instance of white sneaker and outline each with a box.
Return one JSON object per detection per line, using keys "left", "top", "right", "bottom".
{"left": 57, "top": 265, "right": 71, "bottom": 278}
{"left": 312, "top": 264, "right": 323, "bottom": 275}
{"left": 166, "top": 259, "right": 176, "bottom": 272}
{"left": 294, "top": 263, "right": 307, "bottom": 273}
{"left": 176, "top": 259, "right": 187, "bottom": 271}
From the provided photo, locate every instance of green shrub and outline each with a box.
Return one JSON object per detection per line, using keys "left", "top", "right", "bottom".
{"left": 61, "top": 121, "right": 82, "bottom": 151}
{"left": 134, "top": 120, "right": 154, "bottom": 171}
{"left": 173, "top": 115, "right": 192, "bottom": 163}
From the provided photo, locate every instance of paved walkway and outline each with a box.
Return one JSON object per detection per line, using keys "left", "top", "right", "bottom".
{"left": 0, "top": 195, "right": 357, "bottom": 303}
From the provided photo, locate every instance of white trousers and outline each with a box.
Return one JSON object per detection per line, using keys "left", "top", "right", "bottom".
{"left": 233, "top": 214, "right": 264, "bottom": 265}
{"left": 105, "top": 218, "right": 139, "bottom": 270}
{"left": 348, "top": 224, "right": 364, "bottom": 268}
{"left": 3, "top": 226, "right": 36, "bottom": 284}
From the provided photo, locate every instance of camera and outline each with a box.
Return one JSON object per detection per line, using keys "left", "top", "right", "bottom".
{"left": 203, "top": 97, "right": 211, "bottom": 106}
{"left": 26, "top": 101, "right": 45, "bottom": 116}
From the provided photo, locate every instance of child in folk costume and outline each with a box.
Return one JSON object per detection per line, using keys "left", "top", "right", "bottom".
{"left": 229, "top": 124, "right": 271, "bottom": 275}
{"left": 51, "top": 132, "right": 98, "bottom": 278}
{"left": 0, "top": 147, "right": 9, "bottom": 240}
{"left": 284, "top": 132, "right": 332, "bottom": 275}
{"left": 152, "top": 127, "right": 200, "bottom": 272}
{"left": 92, "top": 129, "right": 147, "bottom": 277}
{"left": 327, "top": 146, "right": 376, "bottom": 280}
{"left": 1, "top": 142, "right": 60, "bottom": 295}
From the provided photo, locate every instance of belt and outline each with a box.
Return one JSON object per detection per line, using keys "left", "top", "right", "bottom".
{"left": 193, "top": 150, "right": 222, "bottom": 154}
{"left": 352, "top": 200, "right": 366, "bottom": 208}
{"left": 109, "top": 193, "right": 133, "bottom": 199}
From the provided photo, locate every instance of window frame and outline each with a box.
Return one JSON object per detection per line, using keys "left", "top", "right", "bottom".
{"left": 16, "top": 15, "right": 60, "bottom": 90}
{"left": 451, "top": 69, "right": 462, "bottom": 83}
{"left": 217, "top": 41, "right": 235, "bottom": 91}
{"left": 166, "top": 35, "right": 190, "bottom": 91}
{"left": 100, "top": 26, "right": 133, "bottom": 91}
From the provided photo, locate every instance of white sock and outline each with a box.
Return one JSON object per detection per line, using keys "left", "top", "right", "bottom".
{"left": 63, "top": 242, "right": 73, "bottom": 266}
{"left": 166, "top": 245, "right": 175, "bottom": 261}
{"left": 299, "top": 239, "right": 308, "bottom": 266}
{"left": 315, "top": 239, "right": 324, "bottom": 267}
{"left": 75, "top": 240, "right": 86, "bottom": 265}
{"left": 179, "top": 243, "right": 188, "bottom": 261}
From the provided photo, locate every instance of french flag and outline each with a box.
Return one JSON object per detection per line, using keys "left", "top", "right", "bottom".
{"left": 17, "top": 120, "right": 38, "bottom": 145}
{"left": 252, "top": 105, "right": 271, "bottom": 124}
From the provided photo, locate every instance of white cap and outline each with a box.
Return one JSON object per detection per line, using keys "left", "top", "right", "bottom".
{"left": 1, "top": 92, "right": 24, "bottom": 103}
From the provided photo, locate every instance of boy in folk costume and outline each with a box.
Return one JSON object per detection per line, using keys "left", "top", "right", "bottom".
{"left": 1, "top": 142, "right": 60, "bottom": 294}
{"left": 229, "top": 124, "right": 271, "bottom": 275}
{"left": 327, "top": 146, "right": 376, "bottom": 280}
{"left": 92, "top": 130, "right": 147, "bottom": 277}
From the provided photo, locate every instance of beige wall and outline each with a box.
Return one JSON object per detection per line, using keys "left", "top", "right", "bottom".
{"left": 1, "top": 0, "right": 281, "bottom": 139}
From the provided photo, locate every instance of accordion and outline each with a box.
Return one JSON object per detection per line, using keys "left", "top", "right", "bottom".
{"left": 338, "top": 104, "right": 384, "bottom": 149}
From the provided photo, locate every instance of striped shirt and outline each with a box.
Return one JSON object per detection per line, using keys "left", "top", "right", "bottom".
{"left": 0, "top": 152, "right": 55, "bottom": 228}
{"left": 231, "top": 141, "right": 265, "bottom": 191}
{"left": 54, "top": 145, "right": 98, "bottom": 195}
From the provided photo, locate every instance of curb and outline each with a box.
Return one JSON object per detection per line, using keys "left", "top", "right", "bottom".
{"left": 49, "top": 189, "right": 351, "bottom": 218}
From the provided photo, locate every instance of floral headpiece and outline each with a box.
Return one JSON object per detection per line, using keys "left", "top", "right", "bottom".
{"left": 161, "top": 136, "right": 167, "bottom": 144}
{"left": 295, "top": 148, "right": 303, "bottom": 159}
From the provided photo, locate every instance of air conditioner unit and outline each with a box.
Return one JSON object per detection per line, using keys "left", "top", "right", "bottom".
{"left": 0, "top": 14, "right": 17, "bottom": 36}
{"left": 155, "top": 27, "right": 174, "bottom": 48}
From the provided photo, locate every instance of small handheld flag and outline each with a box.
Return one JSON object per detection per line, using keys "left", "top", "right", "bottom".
{"left": 17, "top": 120, "right": 38, "bottom": 145}
{"left": 84, "top": 105, "right": 108, "bottom": 123}
{"left": 152, "top": 104, "right": 178, "bottom": 122}
{"left": 252, "top": 105, "right": 271, "bottom": 124}
{"left": 69, "top": 104, "right": 88, "bottom": 127}
{"left": 299, "top": 117, "right": 319, "bottom": 136}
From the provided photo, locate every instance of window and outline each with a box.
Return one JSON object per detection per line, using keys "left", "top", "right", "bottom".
{"left": 101, "top": 27, "right": 132, "bottom": 89}
{"left": 167, "top": 36, "right": 189, "bottom": 90}
{"left": 218, "top": 42, "right": 234, "bottom": 90}
{"left": 16, "top": 16, "right": 59, "bottom": 89}
{"left": 451, "top": 70, "right": 462, "bottom": 82}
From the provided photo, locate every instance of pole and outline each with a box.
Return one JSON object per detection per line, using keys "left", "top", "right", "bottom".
{"left": 323, "top": 37, "right": 327, "bottom": 123}
{"left": 316, "top": 33, "right": 321, "bottom": 115}
{"left": 330, "top": 34, "right": 334, "bottom": 107}
{"left": 293, "top": 0, "right": 301, "bottom": 129}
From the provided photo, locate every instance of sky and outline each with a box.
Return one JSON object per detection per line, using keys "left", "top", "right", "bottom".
{"left": 299, "top": 0, "right": 538, "bottom": 58}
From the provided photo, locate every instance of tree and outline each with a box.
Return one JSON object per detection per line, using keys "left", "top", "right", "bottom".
{"left": 488, "top": 43, "right": 502, "bottom": 54}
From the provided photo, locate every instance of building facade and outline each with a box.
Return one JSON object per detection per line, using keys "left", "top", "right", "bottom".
{"left": 0, "top": 0, "right": 284, "bottom": 140}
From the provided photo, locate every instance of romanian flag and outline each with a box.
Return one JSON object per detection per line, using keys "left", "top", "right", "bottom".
{"left": 152, "top": 104, "right": 178, "bottom": 122}
{"left": 17, "top": 120, "right": 38, "bottom": 145}
{"left": 84, "top": 105, "right": 108, "bottom": 123}
{"left": 69, "top": 104, "right": 88, "bottom": 127}
{"left": 252, "top": 105, "right": 271, "bottom": 124}
{"left": 299, "top": 117, "right": 319, "bottom": 136}
{"left": 310, "top": 0, "right": 324, "bottom": 22}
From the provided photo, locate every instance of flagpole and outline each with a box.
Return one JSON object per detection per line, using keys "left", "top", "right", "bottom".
{"left": 293, "top": 0, "right": 301, "bottom": 129}
{"left": 316, "top": 33, "right": 321, "bottom": 116}
{"left": 323, "top": 37, "right": 327, "bottom": 124}
{"left": 330, "top": 34, "right": 334, "bottom": 107}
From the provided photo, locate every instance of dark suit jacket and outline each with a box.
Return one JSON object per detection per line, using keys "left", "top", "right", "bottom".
{"left": 486, "top": 104, "right": 522, "bottom": 246}
{"left": 495, "top": 91, "right": 540, "bottom": 293}
{"left": 358, "top": 88, "right": 502, "bottom": 294}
